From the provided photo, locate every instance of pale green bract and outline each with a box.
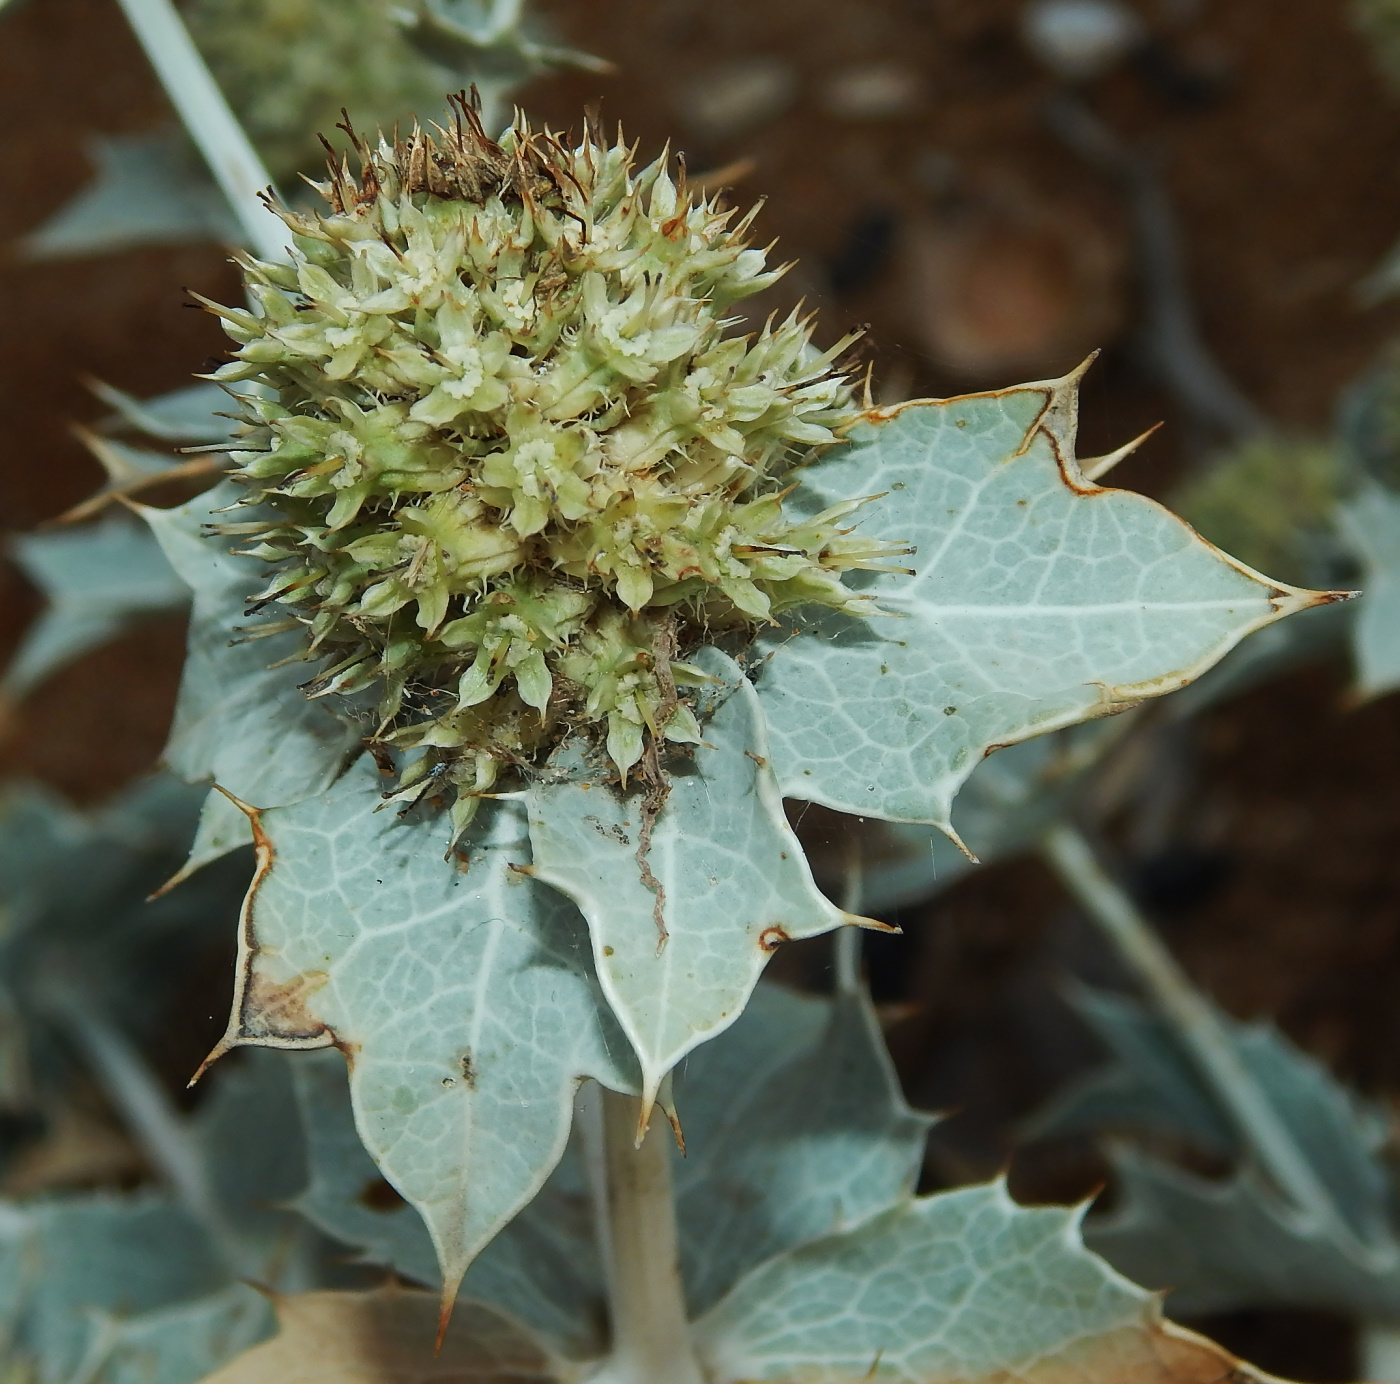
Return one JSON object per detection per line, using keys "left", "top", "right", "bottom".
{"left": 146, "top": 367, "right": 1330, "bottom": 1301}
{"left": 753, "top": 375, "right": 1324, "bottom": 845}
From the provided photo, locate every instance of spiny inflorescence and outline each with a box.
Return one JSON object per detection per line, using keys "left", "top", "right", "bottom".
{"left": 204, "top": 95, "right": 908, "bottom": 837}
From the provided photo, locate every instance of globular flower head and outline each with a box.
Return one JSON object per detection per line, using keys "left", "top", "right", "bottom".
{"left": 204, "top": 95, "right": 909, "bottom": 836}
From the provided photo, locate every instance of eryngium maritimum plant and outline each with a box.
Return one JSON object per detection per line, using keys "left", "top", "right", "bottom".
{"left": 204, "top": 96, "right": 907, "bottom": 834}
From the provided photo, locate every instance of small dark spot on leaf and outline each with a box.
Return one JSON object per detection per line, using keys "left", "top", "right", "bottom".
{"left": 459, "top": 1052, "right": 476, "bottom": 1087}
{"left": 603, "top": 945, "right": 615, "bottom": 956}
{"left": 943, "top": 706, "right": 957, "bottom": 715}
{"left": 358, "top": 1178, "right": 407, "bottom": 1214}
{"left": 759, "top": 925, "right": 790, "bottom": 953}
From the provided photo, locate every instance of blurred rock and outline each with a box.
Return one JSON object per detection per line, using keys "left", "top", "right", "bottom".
{"left": 1021, "top": 0, "right": 1145, "bottom": 80}
{"left": 678, "top": 58, "right": 797, "bottom": 141}
{"left": 822, "top": 62, "right": 923, "bottom": 119}
{"left": 901, "top": 189, "right": 1126, "bottom": 377}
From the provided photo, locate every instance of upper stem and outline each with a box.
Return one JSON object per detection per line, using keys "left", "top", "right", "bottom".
{"left": 1042, "top": 822, "right": 1343, "bottom": 1233}
{"left": 594, "top": 1086, "right": 704, "bottom": 1384}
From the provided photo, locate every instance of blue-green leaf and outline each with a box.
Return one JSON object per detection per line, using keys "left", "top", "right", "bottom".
{"left": 204, "top": 759, "right": 636, "bottom": 1299}
{"left": 4, "top": 516, "right": 189, "bottom": 698}
{"left": 139, "top": 482, "right": 360, "bottom": 866}
{"left": 754, "top": 373, "right": 1334, "bottom": 843}
{"left": 694, "top": 1181, "right": 1273, "bottom": 1383}
{"left": 526, "top": 648, "right": 852, "bottom": 1106}
{"left": 1338, "top": 480, "right": 1400, "bottom": 699}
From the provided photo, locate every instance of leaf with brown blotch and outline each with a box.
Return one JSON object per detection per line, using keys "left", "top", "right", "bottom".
{"left": 194, "top": 1286, "right": 564, "bottom": 1384}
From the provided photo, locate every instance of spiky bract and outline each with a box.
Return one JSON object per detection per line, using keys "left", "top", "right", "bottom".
{"left": 206, "top": 99, "right": 905, "bottom": 835}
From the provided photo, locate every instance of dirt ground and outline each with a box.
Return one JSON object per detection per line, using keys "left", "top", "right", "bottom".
{"left": 6, "top": 0, "right": 1400, "bottom": 1376}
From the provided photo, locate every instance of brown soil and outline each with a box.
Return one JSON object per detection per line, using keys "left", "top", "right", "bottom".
{"left": 6, "top": 0, "right": 1400, "bottom": 1377}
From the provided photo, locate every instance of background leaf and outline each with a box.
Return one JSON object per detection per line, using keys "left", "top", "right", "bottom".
{"left": 673, "top": 982, "right": 933, "bottom": 1317}
{"left": 1041, "top": 987, "right": 1400, "bottom": 1322}
{"left": 4, "top": 516, "right": 189, "bottom": 699}
{"left": 1338, "top": 480, "right": 1400, "bottom": 699}
{"left": 19, "top": 131, "right": 239, "bottom": 260}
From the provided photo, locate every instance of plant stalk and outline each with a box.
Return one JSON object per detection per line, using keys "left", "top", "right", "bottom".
{"left": 1042, "top": 823, "right": 1341, "bottom": 1232}
{"left": 111, "top": 0, "right": 287, "bottom": 261}
{"left": 592, "top": 1087, "right": 704, "bottom": 1384}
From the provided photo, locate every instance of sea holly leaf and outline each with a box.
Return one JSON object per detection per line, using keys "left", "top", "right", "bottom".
{"left": 1036, "top": 988, "right": 1400, "bottom": 1321}
{"left": 692, "top": 1182, "right": 1290, "bottom": 1384}
{"left": 88, "top": 1285, "right": 273, "bottom": 1384}
{"left": 289, "top": 1050, "right": 606, "bottom": 1360}
{"left": 1043, "top": 988, "right": 1393, "bottom": 1246}
{"left": 139, "top": 482, "right": 361, "bottom": 838}
{"left": 21, "top": 130, "right": 239, "bottom": 260}
{"left": 752, "top": 372, "right": 1338, "bottom": 840}
{"left": 1030, "top": 986, "right": 1237, "bottom": 1156}
{"left": 0, "top": 1195, "right": 236, "bottom": 1380}
{"left": 673, "top": 982, "right": 934, "bottom": 1317}
{"left": 842, "top": 718, "right": 1125, "bottom": 912}
{"left": 526, "top": 647, "right": 855, "bottom": 1107}
{"left": 203, "top": 758, "right": 637, "bottom": 1302}
{"left": 3, "top": 515, "right": 190, "bottom": 699}
{"left": 288, "top": 1050, "right": 440, "bottom": 1289}
{"left": 1087, "top": 1148, "right": 1400, "bottom": 1324}
{"left": 194, "top": 1286, "right": 563, "bottom": 1384}
{"left": 91, "top": 381, "right": 237, "bottom": 445}
{"left": 1337, "top": 481, "right": 1400, "bottom": 699}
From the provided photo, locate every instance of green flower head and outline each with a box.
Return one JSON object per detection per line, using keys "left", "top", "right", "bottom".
{"left": 202, "top": 95, "right": 909, "bottom": 838}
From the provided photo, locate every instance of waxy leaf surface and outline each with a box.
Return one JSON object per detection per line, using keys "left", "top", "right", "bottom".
{"left": 207, "top": 759, "right": 636, "bottom": 1297}
{"left": 674, "top": 982, "right": 933, "bottom": 1316}
{"left": 141, "top": 482, "right": 360, "bottom": 866}
{"left": 290, "top": 1050, "right": 607, "bottom": 1360}
{"left": 526, "top": 648, "right": 850, "bottom": 1104}
{"left": 288, "top": 980, "right": 929, "bottom": 1357}
{"left": 754, "top": 375, "right": 1329, "bottom": 838}
{"left": 694, "top": 1182, "right": 1285, "bottom": 1384}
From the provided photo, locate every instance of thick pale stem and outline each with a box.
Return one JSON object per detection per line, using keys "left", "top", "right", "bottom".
{"left": 111, "top": 0, "right": 287, "bottom": 262}
{"left": 1042, "top": 823, "right": 1342, "bottom": 1233}
{"left": 593, "top": 1087, "right": 704, "bottom": 1384}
